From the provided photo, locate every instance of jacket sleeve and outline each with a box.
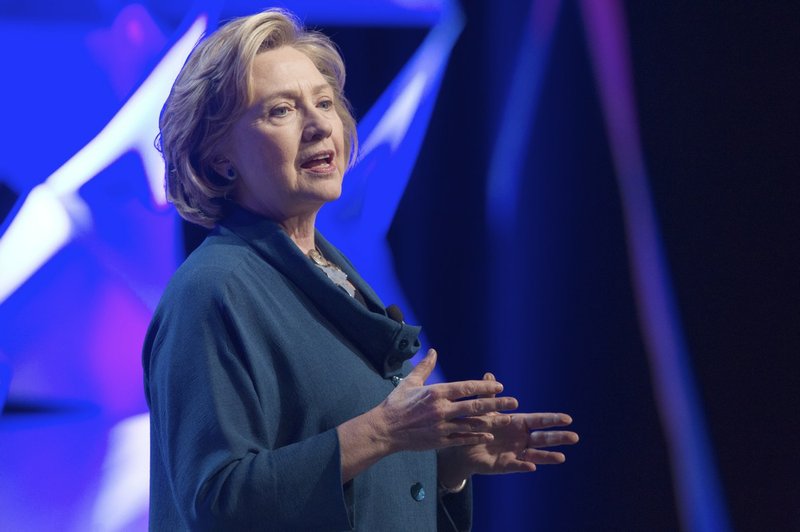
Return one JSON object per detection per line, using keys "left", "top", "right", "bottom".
{"left": 145, "top": 269, "right": 353, "bottom": 531}
{"left": 437, "top": 478, "right": 473, "bottom": 531}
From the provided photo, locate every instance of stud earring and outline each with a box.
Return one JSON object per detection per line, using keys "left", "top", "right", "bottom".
{"left": 226, "top": 167, "right": 236, "bottom": 180}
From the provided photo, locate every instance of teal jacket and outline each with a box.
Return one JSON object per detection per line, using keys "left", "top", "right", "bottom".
{"left": 143, "top": 206, "right": 471, "bottom": 531}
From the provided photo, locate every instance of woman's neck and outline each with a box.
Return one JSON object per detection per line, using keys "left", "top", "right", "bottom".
{"left": 279, "top": 213, "right": 318, "bottom": 255}
{"left": 230, "top": 199, "right": 320, "bottom": 254}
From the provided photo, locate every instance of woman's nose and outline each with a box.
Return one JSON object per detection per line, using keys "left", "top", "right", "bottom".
{"left": 302, "top": 109, "right": 333, "bottom": 142}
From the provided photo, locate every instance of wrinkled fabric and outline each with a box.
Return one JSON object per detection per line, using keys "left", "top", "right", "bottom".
{"left": 143, "top": 206, "right": 471, "bottom": 531}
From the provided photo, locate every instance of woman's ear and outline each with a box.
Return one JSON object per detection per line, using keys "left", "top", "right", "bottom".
{"left": 212, "top": 157, "right": 238, "bottom": 182}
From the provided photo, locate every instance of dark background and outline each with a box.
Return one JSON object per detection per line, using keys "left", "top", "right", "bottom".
{"left": 337, "top": 1, "right": 798, "bottom": 531}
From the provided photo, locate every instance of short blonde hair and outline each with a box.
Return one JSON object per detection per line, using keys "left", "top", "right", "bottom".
{"left": 157, "top": 8, "right": 358, "bottom": 227}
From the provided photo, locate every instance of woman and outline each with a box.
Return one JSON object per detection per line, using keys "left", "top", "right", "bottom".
{"left": 144, "top": 8, "right": 578, "bottom": 531}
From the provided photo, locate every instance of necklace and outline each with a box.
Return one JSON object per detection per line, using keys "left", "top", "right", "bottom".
{"left": 308, "top": 248, "right": 357, "bottom": 297}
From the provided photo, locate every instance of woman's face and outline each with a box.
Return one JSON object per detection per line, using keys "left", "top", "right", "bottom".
{"left": 224, "top": 46, "right": 346, "bottom": 221}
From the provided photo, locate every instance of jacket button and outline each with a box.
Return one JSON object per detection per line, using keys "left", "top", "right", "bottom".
{"left": 410, "top": 482, "right": 425, "bottom": 501}
{"left": 398, "top": 339, "right": 409, "bottom": 350}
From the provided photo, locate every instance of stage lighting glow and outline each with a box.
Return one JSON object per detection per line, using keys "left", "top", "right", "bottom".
{"left": 360, "top": 73, "right": 427, "bottom": 157}
{"left": 0, "top": 185, "right": 84, "bottom": 303}
{"left": 90, "top": 413, "right": 151, "bottom": 531}
{"left": 0, "top": 15, "right": 206, "bottom": 305}
{"left": 579, "top": 1, "right": 731, "bottom": 530}
{"left": 485, "top": 0, "right": 561, "bottom": 230}
{"left": 0, "top": 2, "right": 464, "bottom": 530}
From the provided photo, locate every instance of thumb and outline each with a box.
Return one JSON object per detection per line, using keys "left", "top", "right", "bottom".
{"left": 405, "top": 348, "right": 437, "bottom": 385}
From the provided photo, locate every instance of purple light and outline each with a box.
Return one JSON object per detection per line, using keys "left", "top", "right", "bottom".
{"left": 579, "top": 1, "right": 731, "bottom": 530}
{"left": 0, "top": 350, "right": 10, "bottom": 410}
{"left": 86, "top": 4, "right": 168, "bottom": 99}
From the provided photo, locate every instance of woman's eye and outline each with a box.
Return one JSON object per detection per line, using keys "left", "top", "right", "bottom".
{"left": 318, "top": 99, "right": 333, "bottom": 110}
{"left": 270, "top": 106, "right": 291, "bottom": 118}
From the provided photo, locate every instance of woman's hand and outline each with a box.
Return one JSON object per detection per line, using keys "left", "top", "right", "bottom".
{"left": 337, "top": 349, "right": 520, "bottom": 482}
{"left": 374, "top": 349, "right": 520, "bottom": 452}
{"left": 437, "top": 373, "right": 579, "bottom": 489}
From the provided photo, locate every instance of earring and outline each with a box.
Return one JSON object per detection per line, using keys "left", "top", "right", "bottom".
{"left": 226, "top": 167, "right": 237, "bottom": 180}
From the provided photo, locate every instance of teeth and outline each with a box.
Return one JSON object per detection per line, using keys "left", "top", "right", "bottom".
{"left": 301, "top": 152, "right": 332, "bottom": 168}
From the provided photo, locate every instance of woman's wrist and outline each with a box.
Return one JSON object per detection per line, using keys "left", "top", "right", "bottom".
{"left": 337, "top": 409, "right": 393, "bottom": 483}
{"left": 436, "top": 449, "right": 469, "bottom": 492}
{"left": 438, "top": 477, "right": 467, "bottom": 495}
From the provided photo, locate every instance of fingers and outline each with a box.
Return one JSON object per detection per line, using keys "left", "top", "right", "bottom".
{"left": 518, "top": 448, "right": 567, "bottom": 465}
{"left": 447, "top": 396, "right": 519, "bottom": 419}
{"left": 517, "top": 429, "right": 579, "bottom": 465}
{"left": 448, "top": 414, "right": 513, "bottom": 432}
{"left": 407, "top": 356, "right": 505, "bottom": 401}
{"left": 528, "top": 430, "right": 580, "bottom": 448}
{"left": 404, "top": 348, "right": 437, "bottom": 385}
{"left": 428, "top": 379, "right": 504, "bottom": 401}
{"left": 519, "top": 413, "right": 574, "bottom": 430}
{"left": 480, "top": 372, "right": 497, "bottom": 399}
{"left": 442, "top": 432, "right": 495, "bottom": 447}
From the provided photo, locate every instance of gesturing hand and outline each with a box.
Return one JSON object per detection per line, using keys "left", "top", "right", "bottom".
{"left": 374, "top": 349, "right": 520, "bottom": 453}
{"left": 437, "top": 373, "right": 579, "bottom": 487}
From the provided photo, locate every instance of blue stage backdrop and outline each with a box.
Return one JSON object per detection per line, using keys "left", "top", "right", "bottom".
{"left": 1, "top": 1, "right": 797, "bottom": 531}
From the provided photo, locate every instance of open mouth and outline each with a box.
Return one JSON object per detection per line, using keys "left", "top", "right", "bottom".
{"left": 300, "top": 151, "right": 334, "bottom": 170}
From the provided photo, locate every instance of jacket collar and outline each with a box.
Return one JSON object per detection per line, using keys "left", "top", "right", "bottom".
{"left": 218, "top": 206, "right": 420, "bottom": 377}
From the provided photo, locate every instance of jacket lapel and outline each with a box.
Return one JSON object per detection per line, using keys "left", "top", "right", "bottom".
{"left": 220, "top": 207, "right": 420, "bottom": 377}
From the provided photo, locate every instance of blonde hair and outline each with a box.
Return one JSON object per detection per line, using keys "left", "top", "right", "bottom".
{"left": 157, "top": 8, "right": 358, "bottom": 227}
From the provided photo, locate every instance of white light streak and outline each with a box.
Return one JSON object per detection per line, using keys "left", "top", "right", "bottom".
{"left": 0, "top": 16, "right": 207, "bottom": 304}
